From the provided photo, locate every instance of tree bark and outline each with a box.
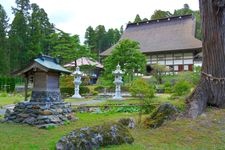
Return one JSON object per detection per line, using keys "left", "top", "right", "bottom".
{"left": 186, "top": 0, "right": 225, "bottom": 118}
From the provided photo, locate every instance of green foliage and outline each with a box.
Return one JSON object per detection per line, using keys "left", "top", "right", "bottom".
{"left": 163, "top": 81, "right": 173, "bottom": 93}
{"left": 28, "top": 3, "right": 54, "bottom": 57}
{"left": 173, "top": 80, "right": 191, "bottom": 96}
{"left": 103, "top": 39, "right": 146, "bottom": 83}
{"left": 133, "top": 14, "right": 142, "bottom": 23}
{"left": 151, "top": 10, "right": 172, "bottom": 20}
{"left": 130, "top": 78, "right": 155, "bottom": 99}
{"left": 84, "top": 25, "right": 121, "bottom": 57}
{"left": 0, "top": 4, "right": 9, "bottom": 75}
{"left": 109, "top": 106, "right": 140, "bottom": 113}
{"left": 94, "top": 85, "right": 105, "bottom": 92}
{"left": 0, "top": 76, "right": 15, "bottom": 93}
{"left": 60, "top": 75, "right": 74, "bottom": 88}
{"left": 151, "top": 64, "right": 168, "bottom": 84}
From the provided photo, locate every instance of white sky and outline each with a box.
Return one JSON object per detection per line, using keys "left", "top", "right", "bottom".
{"left": 0, "top": 0, "right": 199, "bottom": 43}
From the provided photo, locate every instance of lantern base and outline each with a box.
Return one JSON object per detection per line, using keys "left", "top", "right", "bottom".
{"left": 72, "top": 94, "right": 82, "bottom": 99}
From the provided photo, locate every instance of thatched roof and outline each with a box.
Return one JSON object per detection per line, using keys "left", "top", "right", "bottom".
{"left": 101, "top": 14, "right": 202, "bottom": 56}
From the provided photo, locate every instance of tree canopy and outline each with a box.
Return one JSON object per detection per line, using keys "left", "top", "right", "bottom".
{"left": 103, "top": 39, "right": 146, "bottom": 83}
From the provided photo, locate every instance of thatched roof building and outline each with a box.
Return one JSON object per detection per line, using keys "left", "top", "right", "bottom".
{"left": 101, "top": 14, "right": 202, "bottom": 56}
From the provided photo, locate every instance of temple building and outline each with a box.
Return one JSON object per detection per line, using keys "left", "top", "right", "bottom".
{"left": 101, "top": 14, "right": 202, "bottom": 73}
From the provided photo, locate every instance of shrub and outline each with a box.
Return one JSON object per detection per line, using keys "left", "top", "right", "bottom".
{"left": 60, "top": 87, "right": 74, "bottom": 98}
{"left": 80, "top": 86, "right": 90, "bottom": 95}
{"left": 163, "top": 81, "right": 173, "bottom": 93}
{"left": 94, "top": 85, "right": 105, "bottom": 92}
{"left": 60, "top": 75, "right": 74, "bottom": 88}
{"left": 173, "top": 80, "right": 191, "bottom": 96}
{"left": 91, "top": 91, "right": 98, "bottom": 96}
{"left": 130, "top": 78, "right": 155, "bottom": 99}
{"left": 82, "top": 76, "right": 90, "bottom": 86}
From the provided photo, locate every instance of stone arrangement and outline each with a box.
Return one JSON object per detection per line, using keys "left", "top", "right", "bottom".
{"left": 56, "top": 122, "right": 134, "bottom": 150}
{"left": 72, "top": 66, "right": 83, "bottom": 99}
{"left": 5, "top": 101, "right": 74, "bottom": 128}
{"left": 112, "top": 64, "right": 124, "bottom": 100}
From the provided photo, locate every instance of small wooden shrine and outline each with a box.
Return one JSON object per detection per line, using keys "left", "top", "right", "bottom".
{"left": 5, "top": 55, "right": 74, "bottom": 128}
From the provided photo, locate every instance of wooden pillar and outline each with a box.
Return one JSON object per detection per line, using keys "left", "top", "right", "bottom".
{"left": 24, "top": 74, "right": 29, "bottom": 101}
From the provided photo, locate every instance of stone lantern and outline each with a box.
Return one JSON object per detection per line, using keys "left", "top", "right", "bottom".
{"left": 112, "top": 64, "right": 124, "bottom": 99}
{"left": 72, "top": 66, "right": 82, "bottom": 98}
{"left": 4, "top": 55, "right": 74, "bottom": 128}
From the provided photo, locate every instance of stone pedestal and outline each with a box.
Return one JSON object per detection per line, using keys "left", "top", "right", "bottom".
{"left": 4, "top": 101, "right": 75, "bottom": 128}
{"left": 30, "top": 91, "right": 62, "bottom": 102}
{"left": 4, "top": 91, "right": 75, "bottom": 128}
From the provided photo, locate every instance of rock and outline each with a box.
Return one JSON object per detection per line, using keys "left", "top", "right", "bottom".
{"left": 4, "top": 109, "right": 13, "bottom": 118}
{"left": 56, "top": 122, "right": 134, "bottom": 150}
{"left": 118, "top": 118, "right": 135, "bottom": 129}
{"left": 18, "top": 113, "right": 29, "bottom": 118}
{"left": 39, "top": 110, "right": 53, "bottom": 115}
{"left": 23, "top": 117, "right": 36, "bottom": 125}
{"left": 144, "top": 103, "right": 178, "bottom": 128}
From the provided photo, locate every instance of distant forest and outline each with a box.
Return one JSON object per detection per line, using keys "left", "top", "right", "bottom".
{"left": 0, "top": 0, "right": 200, "bottom": 76}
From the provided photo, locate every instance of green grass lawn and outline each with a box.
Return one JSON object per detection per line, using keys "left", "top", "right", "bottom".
{"left": 0, "top": 109, "right": 225, "bottom": 150}
{"left": 0, "top": 94, "right": 24, "bottom": 107}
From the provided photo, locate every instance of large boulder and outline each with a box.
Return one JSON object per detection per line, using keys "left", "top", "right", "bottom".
{"left": 56, "top": 122, "right": 134, "bottom": 150}
{"left": 144, "top": 103, "right": 178, "bottom": 128}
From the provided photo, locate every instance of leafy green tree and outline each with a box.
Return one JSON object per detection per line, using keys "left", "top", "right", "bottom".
{"left": 103, "top": 39, "right": 146, "bottom": 83}
{"left": 151, "top": 10, "right": 172, "bottom": 20}
{"left": 50, "top": 31, "right": 95, "bottom": 65}
{"left": 151, "top": 64, "right": 168, "bottom": 84}
{"left": 133, "top": 14, "right": 142, "bottom": 23}
{"left": 0, "top": 4, "right": 9, "bottom": 75}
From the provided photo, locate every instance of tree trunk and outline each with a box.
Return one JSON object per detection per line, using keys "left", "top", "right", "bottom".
{"left": 186, "top": 0, "right": 225, "bottom": 118}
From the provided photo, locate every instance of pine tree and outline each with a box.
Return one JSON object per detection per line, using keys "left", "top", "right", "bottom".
{"left": 9, "top": 0, "right": 30, "bottom": 71}
{"left": 0, "top": 4, "right": 9, "bottom": 75}
{"left": 28, "top": 3, "right": 54, "bottom": 58}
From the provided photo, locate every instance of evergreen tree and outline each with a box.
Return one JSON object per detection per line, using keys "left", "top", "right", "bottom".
{"left": 84, "top": 26, "right": 96, "bottom": 51}
{"left": 95, "top": 25, "right": 107, "bottom": 53}
{"left": 0, "top": 4, "right": 9, "bottom": 75}
{"left": 9, "top": 0, "right": 30, "bottom": 71}
{"left": 134, "top": 14, "right": 142, "bottom": 23}
{"left": 28, "top": 3, "right": 54, "bottom": 58}
{"left": 50, "top": 31, "right": 79, "bottom": 64}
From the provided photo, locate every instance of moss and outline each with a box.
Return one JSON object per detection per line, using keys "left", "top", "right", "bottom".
{"left": 144, "top": 103, "right": 178, "bottom": 128}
